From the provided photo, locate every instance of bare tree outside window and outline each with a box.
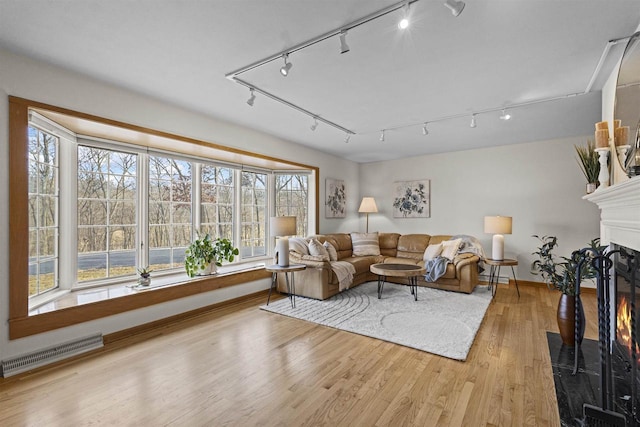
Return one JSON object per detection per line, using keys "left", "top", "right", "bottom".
{"left": 28, "top": 127, "right": 59, "bottom": 297}
{"left": 201, "top": 165, "right": 234, "bottom": 240}
{"left": 77, "top": 146, "right": 137, "bottom": 281}
{"left": 275, "top": 174, "right": 308, "bottom": 237}
{"left": 148, "top": 155, "right": 192, "bottom": 271}
{"left": 241, "top": 171, "right": 267, "bottom": 257}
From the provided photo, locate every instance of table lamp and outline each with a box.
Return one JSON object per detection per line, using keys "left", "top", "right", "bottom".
{"left": 270, "top": 216, "right": 297, "bottom": 267}
{"left": 484, "top": 216, "right": 512, "bottom": 261}
{"left": 358, "top": 197, "right": 378, "bottom": 233}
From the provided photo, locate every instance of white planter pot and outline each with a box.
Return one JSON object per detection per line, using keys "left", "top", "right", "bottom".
{"left": 196, "top": 263, "right": 217, "bottom": 276}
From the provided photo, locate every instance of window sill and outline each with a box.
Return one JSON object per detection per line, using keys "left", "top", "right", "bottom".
{"left": 11, "top": 264, "right": 271, "bottom": 339}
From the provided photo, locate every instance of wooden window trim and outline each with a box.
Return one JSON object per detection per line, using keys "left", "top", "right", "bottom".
{"left": 8, "top": 96, "right": 319, "bottom": 340}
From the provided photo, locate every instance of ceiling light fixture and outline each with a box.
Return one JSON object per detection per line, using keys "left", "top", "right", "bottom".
{"left": 246, "top": 88, "right": 256, "bottom": 106}
{"left": 380, "top": 130, "right": 385, "bottom": 141}
{"left": 310, "top": 118, "right": 318, "bottom": 131}
{"left": 470, "top": 114, "right": 477, "bottom": 128}
{"left": 345, "top": 133, "right": 351, "bottom": 143}
{"left": 280, "top": 54, "right": 293, "bottom": 76}
{"left": 422, "top": 122, "right": 429, "bottom": 135}
{"left": 499, "top": 109, "right": 512, "bottom": 121}
{"left": 398, "top": 1, "right": 410, "bottom": 29}
{"left": 339, "top": 30, "right": 350, "bottom": 54}
{"left": 444, "top": 0, "right": 465, "bottom": 17}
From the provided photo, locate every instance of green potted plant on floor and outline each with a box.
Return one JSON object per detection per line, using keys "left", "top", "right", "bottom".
{"left": 185, "top": 232, "right": 239, "bottom": 277}
{"left": 531, "top": 235, "right": 602, "bottom": 346}
{"left": 575, "top": 140, "right": 600, "bottom": 194}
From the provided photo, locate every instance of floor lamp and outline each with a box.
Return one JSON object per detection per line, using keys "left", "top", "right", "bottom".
{"left": 484, "top": 216, "right": 512, "bottom": 261}
{"left": 270, "top": 216, "right": 297, "bottom": 266}
{"left": 359, "top": 197, "right": 378, "bottom": 233}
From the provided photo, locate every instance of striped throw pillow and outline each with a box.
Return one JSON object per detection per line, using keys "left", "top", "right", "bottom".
{"left": 351, "top": 232, "right": 381, "bottom": 256}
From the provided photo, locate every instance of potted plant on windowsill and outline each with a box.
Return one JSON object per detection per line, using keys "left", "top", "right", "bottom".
{"left": 575, "top": 140, "right": 600, "bottom": 194}
{"left": 137, "top": 266, "right": 152, "bottom": 286}
{"left": 184, "top": 232, "right": 239, "bottom": 278}
{"left": 531, "top": 235, "right": 602, "bottom": 346}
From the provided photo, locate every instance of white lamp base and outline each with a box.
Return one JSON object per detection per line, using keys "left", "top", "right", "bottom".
{"left": 275, "top": 237, "right": 290, "bottom": 267}
{"left": 492, "top": 234, "right": 504, "bottom": 261}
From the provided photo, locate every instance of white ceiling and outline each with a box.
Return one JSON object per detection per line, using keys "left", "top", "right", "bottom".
{"left": 1, "top": 0, "right": 639, "bottom": 163}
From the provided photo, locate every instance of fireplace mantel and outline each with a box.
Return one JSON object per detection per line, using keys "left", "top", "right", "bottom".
{"left": 584, "top": 177, "right": 640, "bottom": 252}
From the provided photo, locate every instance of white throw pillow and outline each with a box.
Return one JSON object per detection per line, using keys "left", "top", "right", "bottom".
{"left": 323, "top": 241, "right": 338, "bottom": 261}
{"left": 289, "top": 237, "right": 310, "bottom": 255}
{"left": 308, "top": 239, "right": 330, "bottom": 261}
{"left": 423, "top": 243, "right": 443, "bottom": 261}
{"left": 351, "top": 232, "right": 381, "bottom": 256}
{"left": 441, "top": 238, "right": 462, "bottom": 261}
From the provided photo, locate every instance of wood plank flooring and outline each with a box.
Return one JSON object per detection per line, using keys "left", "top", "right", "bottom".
{"left": 0, "top": 283, "right": 597, "bottom": 426}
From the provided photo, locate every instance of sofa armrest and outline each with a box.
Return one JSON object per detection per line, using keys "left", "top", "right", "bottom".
{"left": 453, "top": 253, "right": 479, "bottom": 271}
{"left": 290, "top": 251, "right": 330, "bottom": 268}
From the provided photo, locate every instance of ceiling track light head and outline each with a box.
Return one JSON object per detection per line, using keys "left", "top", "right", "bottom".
{"left": 246, "top": 88, "right": 256, "bottom": 106}
{"left": 339, "top": 30, "right": 350, "bottom": 54}
{"left": 444, "top": 0, "right": 465, "bottom": 17}
{"left": 499, "top": 109, "right": 512, "bottom": 121}
{"left": 280, "top": 54, "right": 292, "bottom": 76}
{"left": 380, "top": 130, "right": 385, "bottom": 142}
{"left": 310, "top": 118, "right": 318, "bottom": 131}
{"left": 422, "top": 122, "right": 429, "bottom": 135}
{"left": 344, "top": 133, "right": 351, "bottom": 143}
{"left": 398, "top": 1, "right": 410, "bottom": 29}
{"left": 470, "top": 114, "right": 477, "bottom": 128}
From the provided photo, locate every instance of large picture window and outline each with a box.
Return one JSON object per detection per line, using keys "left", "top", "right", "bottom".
{"left": 77, "top": 146, "right": 138, "bottom": 281}
{"left": 9, "top": 97, "right": 319, "bottom": 338}
{"left": 241, "top": 171, "right": 267, "bottom": 258}
{"left": 148, "top": 155, "right": 192, "bottom": 271}
{"left": 275, "top": 173, "right": 309, "bottom": 237}
{"left": 28, "top": 126, "right": 59, "bottom": 297}
{"left": 200, "top": 165, "right": 234, "bottom": 240}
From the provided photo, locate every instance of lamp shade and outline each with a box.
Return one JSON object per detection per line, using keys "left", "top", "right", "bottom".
{"left": 358, "top": 197, "right": 378, "bottom": 213}
{"left": 270, "top": 216, "right": 297, "bottom": 237}
{"left": 484, "top": 216, "right": 512, "bottom": 235}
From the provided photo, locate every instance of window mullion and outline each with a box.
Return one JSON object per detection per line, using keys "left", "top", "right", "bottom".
{"left": 193, "top": 163, "right": 202, "bottom": 236}
{"left": 138, "top": 152, "right": 149, "bottom": 270}
{"left": 58, "top": 132, "right": 77, "bottom": 290}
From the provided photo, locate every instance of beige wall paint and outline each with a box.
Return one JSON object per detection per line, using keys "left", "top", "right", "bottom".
{"left": 359, "top": 137, "right": 601, "bottom": 283}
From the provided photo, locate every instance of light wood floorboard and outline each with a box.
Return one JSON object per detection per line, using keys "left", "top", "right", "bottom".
{"left": 0, "top": 283, "right": 597, "bottom": 426}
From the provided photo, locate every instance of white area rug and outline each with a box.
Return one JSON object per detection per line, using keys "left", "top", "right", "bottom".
{"left": 260, "top": 281, "right": 492, "bottom": 361}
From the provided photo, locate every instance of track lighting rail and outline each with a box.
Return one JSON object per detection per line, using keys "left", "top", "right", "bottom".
{"left": 235, "top": 78, "right": 354, "bottom": 134}
{"left": 225, "top": 0, "right": 419, "bottom": 80}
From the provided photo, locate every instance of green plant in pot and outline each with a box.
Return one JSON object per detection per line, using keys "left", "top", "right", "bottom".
{"left": 137, "top": 266, "right": 152, "bottom": 286}
{"left": 575, "top": 139, "right": 600, "bottom": 194}
{"left": 531, "top": 235, "right": 602, "bottom": 346}
{"left": 184, "top": 232, "right": 239, "bottom": 278}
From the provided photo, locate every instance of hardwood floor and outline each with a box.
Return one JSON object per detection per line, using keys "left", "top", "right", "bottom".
{"left": 0, "top": 283, "right": 597, "bottom": 426}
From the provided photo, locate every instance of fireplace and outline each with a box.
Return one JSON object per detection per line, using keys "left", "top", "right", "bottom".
{"left": 610, "top": 244, "right": 640, "bottom": 422}
{"left": 584, "top": 177, "right": 640, "bottom": 424}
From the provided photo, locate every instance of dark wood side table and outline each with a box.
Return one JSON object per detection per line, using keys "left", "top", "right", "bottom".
{"left": 265, "top": 264, "right": 306, "bottom": 308}
{"left": 484, "top": 258, "right": 519, "bottom": 299}
{"left": 370, "top": 263, "right": 426, "bottom": 301}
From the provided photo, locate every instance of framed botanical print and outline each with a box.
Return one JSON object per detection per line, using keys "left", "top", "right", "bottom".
{"left": 325, "top": 178, "right": 346, "bottom": 218}
{"left": 392, "top": 180, "right": 430, "bottom": 218}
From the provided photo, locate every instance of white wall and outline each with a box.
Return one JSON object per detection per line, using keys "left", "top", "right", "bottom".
{"left": 0, "top": 47, "right": 359, "bottom": 360}
{"left": 359, "top": 137, "right": 601, "bottom": 282}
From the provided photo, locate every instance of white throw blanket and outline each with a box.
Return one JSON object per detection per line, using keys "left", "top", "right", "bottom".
{"left": 331, "top": 260, "right": 356, "bottom": 291}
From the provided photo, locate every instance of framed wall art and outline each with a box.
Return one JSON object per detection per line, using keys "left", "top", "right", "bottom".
{"left": 325, "top": 178, "right": 346, "bottom": 218}
{"left": 392, "top": 180, "right": 430, "bottom": 218}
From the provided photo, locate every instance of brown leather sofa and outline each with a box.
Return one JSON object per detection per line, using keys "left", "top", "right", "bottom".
{"left": 277, "top": 232, "right": 480, "bottom": 300}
